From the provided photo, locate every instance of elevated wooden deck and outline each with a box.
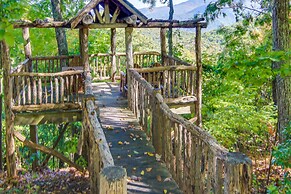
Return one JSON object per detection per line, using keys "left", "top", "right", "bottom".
{"left": 93, "top": 82, "right": 182, "bottom": 193}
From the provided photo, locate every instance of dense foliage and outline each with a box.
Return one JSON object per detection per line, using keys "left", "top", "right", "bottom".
{"left": 0, "top": 0, "right": 290, "bottom": 192}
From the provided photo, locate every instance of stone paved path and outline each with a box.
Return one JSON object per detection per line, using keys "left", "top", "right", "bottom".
{"left": 93, "top": 82, "right": 182, "bottom": 194}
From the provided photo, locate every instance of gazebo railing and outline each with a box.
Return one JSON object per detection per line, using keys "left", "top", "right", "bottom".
{"left": 11, "top": 70, "right": 83, "bottom": 111}
{"left": 30, "top": 55, "right": 80, "bottom": 73}
{"left": 90, "top": 51, "right": 161, "bottom": 79}
{"left": 134, "top": 65, "right": 197, "bottom": 99}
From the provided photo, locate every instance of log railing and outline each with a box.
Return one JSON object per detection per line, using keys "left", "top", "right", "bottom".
{"left": 128, "top": 69, "right": 252, "bottom": 194}
{"left": 90, "top": 51, "right": 161, "bottom": 79}
{"left": 11, "top": 70, "right": 83, "bottom": 110}
{"left": 82, "top": 74, "right": 127, "bottom": 194}
{"left": 30, "top": 55, "right": 80, "bottom": 73}
{"left": 164, "top": 55, "right": 193, "bottom": 66}
{"left": 135, "top": 65, "right": 196, "bottom": 99}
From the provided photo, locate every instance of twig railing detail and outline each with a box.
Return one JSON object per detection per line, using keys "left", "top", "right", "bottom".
{"left": 11, "top": 70, "right": 83, "bottom": 107}
{"left": 134, "top": 65, "right": 196, "bottom": 99}
{"left": 128, "top": 68, "right": 252, "bottom": 194}
{"left": 90, "top": 51, "right": 161, "bottom": 79}
{"left": 31, "top": 55, "right": 80, "bottom": 73}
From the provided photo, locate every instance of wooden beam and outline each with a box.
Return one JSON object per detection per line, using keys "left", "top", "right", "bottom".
{"left": 111, "top": 28, "right": 117, "bottom": 82}
{"left": 12, "top": 103, "right": 82, "bottom": 112}
{"left": 30, "top": 125, "right": 38, "bottom": 171}
{"left": 88, "top": 23, "right": 128, "bottom": 29}
{"left": 11, "top": 70, "right": 83, "bottom": 77}
{"left": 195, "top": 24, "right": 202, "bottom": 127}
{"left": 14, "top": 131, "right": 84, "bottom": 172}
{"left": 1, "top": 40, "right": 17, "bottom": 177}
{"left": 104, "top": 0, "right": 110, "bottom": 23}
{"left": 94, "top": 8, "right": 104, "bottom": 24}
{"left": 160, "top": 28, "right": 166, "bottom": 65}
{"left": 70, "top": 0, "right": 103, "bottom": 29}
{"left": 111, "top": 7, "right": 120, "bottom": 23}
{"left": 14, "top": 110, "right": 82, "bottom": 125}
{"left": 14, "top": 19, "right": 207, "bottom": 29}
{"left": 14, "top": 21, "right": 69, "bottom": 28}
{"left": 138, "top": 20, "right": 207, "bottom": 28}
{"left": 134, "top": 65, "right": 196, "bottom": 73}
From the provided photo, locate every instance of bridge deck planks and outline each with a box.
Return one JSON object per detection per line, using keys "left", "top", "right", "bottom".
{"left": 93, "top": 82, "right": 182, "bottom": 194}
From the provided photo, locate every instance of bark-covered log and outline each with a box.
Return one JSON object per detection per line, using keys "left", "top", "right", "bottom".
{"left": 14, "top": 131, "right": 84, "bottom": 172}
{"left": 1, "top": 40, "right": 17, "bottom": 177}
{"left": 30, "top": 125, "right": 39, "bottom": 171}
{"left": 195, "top": 25, "right": 202, "bottom": 127}
{"left": 82, "top": 14, "right": 94, "bottom": 25}
{"left": 99, "top": 166, "right": 127, "bottom": 194}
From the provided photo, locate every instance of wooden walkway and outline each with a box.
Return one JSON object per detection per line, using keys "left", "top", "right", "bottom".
{"left": 93, "top": 82, "right": 182, "bottom": 194}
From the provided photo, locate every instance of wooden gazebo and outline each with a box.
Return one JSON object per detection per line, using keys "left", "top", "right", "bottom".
{"left": 5, "top": 0, "right": 253, "bottom": 193}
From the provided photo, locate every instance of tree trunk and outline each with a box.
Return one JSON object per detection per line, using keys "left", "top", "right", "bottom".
{"left": 168, "top": 0, "right": 174, "bottom": 56}
{"left": 51, "top": 0, "right": 69, "bottom": 67}
{"left": 30, "top": 125, "right": 39, "bottom": 171}
{"left": 1, "top": 40, "right": 17, "bottom": 177}
{"left": 0, "top": 44, "right": 3, "bottom": 171}
{"left": 272, "top": 0, "right": 291, "bottom": 140}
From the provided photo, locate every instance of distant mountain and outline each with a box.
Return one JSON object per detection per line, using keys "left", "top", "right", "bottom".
{"left": 139, "top": 0, "right": 237, "bottom": 31}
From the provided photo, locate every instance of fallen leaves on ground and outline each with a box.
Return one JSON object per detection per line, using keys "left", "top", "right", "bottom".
{"left": 146, "top": 168, "right": 152, "bottom": 172}
{"left": 156, "top": 175, "right": 162, "bottom": 182}
{"left": 0, "top": 168, "right": 89, "bottom": 193}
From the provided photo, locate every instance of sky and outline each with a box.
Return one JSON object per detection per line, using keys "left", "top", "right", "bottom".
{"left": 128, "top": 0, "right": 188, "bottom": 9}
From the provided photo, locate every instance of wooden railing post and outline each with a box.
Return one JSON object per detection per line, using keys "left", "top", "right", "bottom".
{"left": 160, "top": 28, "right": 166, "bottom": 65}
{"left": 80, "top": 27, "right": 89, "bottom": 76}
{"left": 225, "top": 152, "right": 252, "bottom": 194}
{"left": 152, "top": 89, "right": 163, "bottom": 154}
{"left": 30, "top": 125, "right": 39, "bottom": 171}
{"left": 195, "top": 24, "right": 202, "bottom": 127}
{"left": 125, "top": 27, "right": 133, "bottom": 107}
{"left": 99, "top": 166, "right": 127, "bottom": 194}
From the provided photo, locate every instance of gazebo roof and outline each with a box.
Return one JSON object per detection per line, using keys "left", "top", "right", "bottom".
{"left": 69, "top": 0, "right": 148, "bottom": 28}
{"left": 13, "top": 0, "right": 207, "bottom": 29}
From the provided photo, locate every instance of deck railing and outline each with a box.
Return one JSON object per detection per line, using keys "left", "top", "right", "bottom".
{"left": 10, "top": 58, "right": 84, "bottom": 111}
{"left": 90, "top": 51, "right": 160, "bottom": 79}
{"left": 82, "top": 74, "right": 127, "bottom": 193}
{"left": 135, "top": 65, "right": 196, "bottom": 99}
{"left": 128, "top": 68, "right": 252, "bottom": 194}
{"left": 30, "top": 55, "right": 80, "bottom": 73}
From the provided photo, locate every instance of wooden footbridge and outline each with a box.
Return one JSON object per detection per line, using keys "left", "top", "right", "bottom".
{"left": 2, "top": 0, "right": 252, "bottom": 193}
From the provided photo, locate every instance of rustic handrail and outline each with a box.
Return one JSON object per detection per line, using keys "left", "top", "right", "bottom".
{"left": 30, "top": 55, "right": 80, "bottom": 73}
{"left": 164, "top": 54, "right": 194, "bottom": 66}
{"left": 11, "top": 70, "right": 83, "bottom": 77}
{"left": 82, "top": 74, "right": 126, "bottom": 193}
{"left": 134, "top": 65, "right": 197, "bottom": 73}
{"left": 90, "top": 51, "right": 161, "bottom": 79}
{"left": 11, "top": 58, "right": 30, "bottom": 74}
{"left": 11, "top": 71, "right": 84, "bottom": 108}
{"left": 128, "top": 68, "right": 252, "bottom": 193}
